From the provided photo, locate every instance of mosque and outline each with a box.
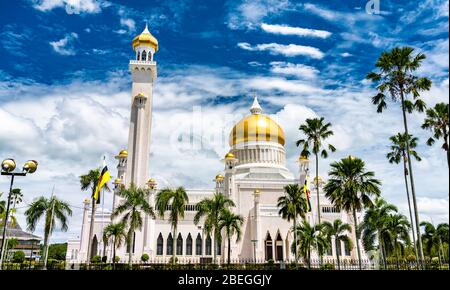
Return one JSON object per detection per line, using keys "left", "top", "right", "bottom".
{"left": 66, "top": 25, "right": 364, "bottom": 264}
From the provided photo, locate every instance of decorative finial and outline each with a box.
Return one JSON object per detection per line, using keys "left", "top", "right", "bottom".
{"left": 250, "top": 93, "right": 262, "bottom": 115}
{"left": 142, "top": 22, "right": 150, "bottom": 34}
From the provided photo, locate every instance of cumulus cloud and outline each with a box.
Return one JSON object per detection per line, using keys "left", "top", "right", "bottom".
{"left": 32, "top": 0, "right": 102, "bottom": 14}
{"left": 261, "top": 23, "right": 331, "bottom": 39}
{"left": 237, "top": 42, "right": 324, "bottom": 58}
{"left": 49, "top": 32, "right": 78, "bottom": 55}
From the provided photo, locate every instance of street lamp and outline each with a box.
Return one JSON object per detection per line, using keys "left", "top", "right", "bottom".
{"left": 0, "top": 158, "right": 38, "bottom": 269}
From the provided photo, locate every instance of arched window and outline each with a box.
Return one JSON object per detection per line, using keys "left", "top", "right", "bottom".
{"left": 142, "top": 50, "right": 147, "bottom": 61}
{"left": 186, "top": 234, "right": 193, "bottom": 255}
{"left": 126, "top": 232, "right": 136, "bottom": 253}
{"left": 265, "top": 232, "right": 273, "bottom": 261}
{"left": 167, "top": 233, "right": 173, "bottom": 255}
{"left": 216, "top": 238, "right": 221, "bottom": 255}
{"left": 91, "top": 235, "right": 98, "bottom": 260}
{"left": 176, "top": 233, "right": 183, "bottom": 255}
{"left": 205, "top": 234, "right": 212, "bottom": 255}
{"left": 137, "top": 51, "right": 140, "bottom": 61}
{"left": 195, "top": 233, "right": 202, "bottom": 255}
{"left": 157, "top": 233, "right": 163, "bottom": 255}
{"left": 275, "top": 232, "right": 283, "bottom": 261}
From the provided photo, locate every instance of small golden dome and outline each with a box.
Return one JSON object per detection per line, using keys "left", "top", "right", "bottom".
{"left": 113, "top": 178, "right": 122, "bottom": 184}
{"left": 118, "top": 149, "right": 128, "bottom": 157}
{"left": 229, "top": 97, "right": 284, "bottom": 146}
{"left": 299, "top": 155, "right": 308, "bottom": 161}
{"left": 148, "top": 178, "right": 156, "bottom": 183}
{"left": 83, "top": 198, "right": 90, "bottom": 204}
{"left": 224, "top": 152, "right": 235, "bottom": 159}
{"left": 132, "top": 24, "right": 158, "bottom": 52}
{"left": 254, "top": 189, "right": 260, "bottom": 195}
{"left": 215, "top": 174, "right": 224, "bottom": 181}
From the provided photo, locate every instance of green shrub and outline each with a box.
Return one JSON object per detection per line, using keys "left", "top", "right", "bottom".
{"left": 91, "top": 255, "right": 102, "bottom": 263}
{"left": 114, "top": 256, "right": 120, "bottom": 263}
{"left": 12, "top": 251, "right": 26, "bottom": 263}
{"left": 321, "top": 263, "right": 335, "bottom": 270}
{"left": 406, "top": 255, "right": 416, "bottom": 262}
{"left": 141, "top": 253, "right": 149, "bottom": 263}
{"left": 168, "top": 256, "right": 178, "bottom": 264}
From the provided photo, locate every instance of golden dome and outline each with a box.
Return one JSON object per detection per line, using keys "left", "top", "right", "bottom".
{"left": 224, "top": 152, "right": 235, "bottom": 159}
{"left": 83, "top": 198, "right": 91, "bottom": 204}
{"left": 23, "top": 160, "right": 38, "bottom": 173}
{"left": 1, "top": 158, "right": 16, "bottom": 172}
{"left": 117, "top": 149, "right": 128, "bottom": 158}
{"left": 113, "top": 178, "right": 122, "bottom": 184}
{"left": 229, "top": 97, "right": 285, "bottom": 146}
{"left": 215, "top": 174, "right": 224, "bottom": 181}
{"left": 148, "top": 178, "right": 156, "bottom": 183}
{"left": 132, "top": 24, "right": 158, "bottom": 52}
{"left": 299, "top": 155, "right": 308, "bottom": 161}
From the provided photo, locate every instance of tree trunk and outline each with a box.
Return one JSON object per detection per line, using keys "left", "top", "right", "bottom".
{"left": 315, "top": 153, "right": 321, "bottom": 224}
{"left": 293, "top": 216, "right": 298, "bottom": 263}
{"left": 400, "top": 90, "right": 425, "bottom": 266}
{"left": 213, "top": 229, "right": 217, "bottom": 264}
{"left": 172, "top": 227, "right": 176, "bottom": 265}
{"left": 42, "top": 227, "right": 50, "bottom": 270}
{"left": 402, "top": 154, "right": 419, "bottom": 262}
{"left": 378, "top": 231, "right": 387, "bottom": 269}
{"left": 128, "top": 231, "right": 133, "bottom": 269}
{"left": 352, "top": 207, "right": 362, "bottom": 270}
{"left": 335, "top": 239, "right": 340, "bottom": 270}
{"left": 86, "top": 198, "right": 96, "bottom": 266}
{"left": 113, "top": 237, "right": 116, "bottom": 270}
{"left": 227, "top": 236, "right": 231, "bottom": 265}
{"left": 307, "top": 249, "right": 311, "bottom": 269}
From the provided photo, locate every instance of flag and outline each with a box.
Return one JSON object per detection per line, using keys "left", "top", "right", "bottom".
{"left": 303, "top": 179, "right": 311, "bottom": 212}
{"left": 93, "top": 159, "right": 111, "bottom": 204}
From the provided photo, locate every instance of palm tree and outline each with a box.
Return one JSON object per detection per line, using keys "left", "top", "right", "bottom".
{"left": 292, "top": 220, "right": 328, "bottom": 269}
{"left": 361, "top": 197, "right": 398, "bottom": 268}
{"left": 324, "top": 155, "right": 381, "bottom": 269}
{"left": 422, "top": 102, "right": 449, "bottom": 169}
{"left": 194, "top": 192, "right": 235, "bottom": 264}
{"left": 322, "top": 219, "right": 353, "bottom": 270}
{"left": 217, "top": 209, "right": 243, "bottom": 265}
{"left": 296, "top": 117, "right": 336, "bottom": 225}
{"left": 277, "top": 184, "right": 308, "bottom": 262}
{"left": 79, "top": 168, "right": 110, "bottom": 263}
{"left": 156, "top": 187, "right": 189, "bottom": 265}
{"left": 387, "top": 132, "right": 421, "bottom": 261}
{"left": 367, "top": 46, "right": 432, "bottom": 264}
{"left": 103, "top": 222, "right": 127, "bottom": 269}
{"left": 387, "top": 213, "right": 411, "bottom": 267}
{"left": 6, "top": 238, "right": 18, "bottom": 261}
{"left": 112, "top": 184, "right": 155, "bottom": 267}
{"left": 25, "top": 195, "right": 72, "bottom": 269}
{"left": 420, "top": 222, "right": 449, "bottom": 265}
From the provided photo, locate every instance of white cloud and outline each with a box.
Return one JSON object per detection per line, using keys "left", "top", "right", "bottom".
{"left": 32, "top": 0, "right": 102, "bottom": 14}
{"left": 227, "top": 0, "right": 291, "bottom": 30}
{"left": 237, "top": 42, "right": 324, "bottom": 58}
{"left": 49, "top": 32, "right": 78, "bottom": 56}
{"left": 116, "top": 17, "right": 136, "bottom": 34}
{"left": 261, "top": 23, "right": 331, "bottom": 39}
{"left": 340, "top": 52, "right": 352, "bottom": 57}
{"left": 270, "top": 61, "right": 319, "bottom": 79}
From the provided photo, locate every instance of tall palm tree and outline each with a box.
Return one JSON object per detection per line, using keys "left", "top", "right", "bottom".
{"left": 422, "top": 102, "right": 449, "bottom": 169}
{"left": 292, "top": 220, "right": 328, "bottom": 269}
{"left": 324, "top": 155, "right": 381, "bottom": 269}
{"left": 322, "top": 219, "right": 353, "bottom": 270}
{"left": 156, "top": 187, "right": 189, "bottom": 265}
{"left": 361, "top": 197, "right": 398, "bottom": 268}
{"left": 25, "top": 195, "right": 72, "bottom": 269}
{"left": 217, "top": 209, "right": 243, "bottom": 265}
{"left": 367, "top": 47, "right": 432, "bottom": 263}
{"left": 420, "top": 222, "right": 449, "bottom": 265}
{"left": 277, "top": 184, "right": 308, "bottom": 262}
{"left": 112, "top": 184, "right": 155, "bottom": 267}
{"left": 79, "top": 168, "right": 110, "bottom": 263}
{"left": 387, "top": 132, "right": 421, "bottom": 260}
{"left": 194, "top": 192, "right": 235, "bottom": 264}
{"left": 387, "top": 213, "right": 411, "bottom": 267}
{"left": 296, "top": 117, "right": 336, "bottom": 225}
{"left": 103, "top": 222, "right": 127, "bottom": 270}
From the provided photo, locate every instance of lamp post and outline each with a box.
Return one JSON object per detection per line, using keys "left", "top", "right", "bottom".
{"left": 0, "top": 159, "right": 38, "bottom": 269}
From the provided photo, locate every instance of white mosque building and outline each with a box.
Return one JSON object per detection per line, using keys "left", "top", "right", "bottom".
{"left": 66, "top": 25, "right": 365, "bottom": 264}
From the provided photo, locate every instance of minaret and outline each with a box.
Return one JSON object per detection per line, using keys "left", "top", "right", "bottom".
{"left": 126, "top": 24, "right": 158, "bottom": 188}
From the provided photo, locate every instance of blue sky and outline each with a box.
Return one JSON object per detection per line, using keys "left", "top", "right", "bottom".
{"left": 0, "top": 0, "right": 448, "bottom": 243}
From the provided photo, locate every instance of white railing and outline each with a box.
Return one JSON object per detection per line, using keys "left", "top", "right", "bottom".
{"left": 129, "top": 60, "right": 157, "bottom": 65}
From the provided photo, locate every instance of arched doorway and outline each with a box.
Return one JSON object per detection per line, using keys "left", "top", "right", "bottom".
{"left": 275, "top": 232, "right": 283, "bottom": 261}
{"left": 91, "top": 235, "right": 98, "bottom": 260}
{"left": 264, "top": 232, "right": 273, "bottom": 261}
